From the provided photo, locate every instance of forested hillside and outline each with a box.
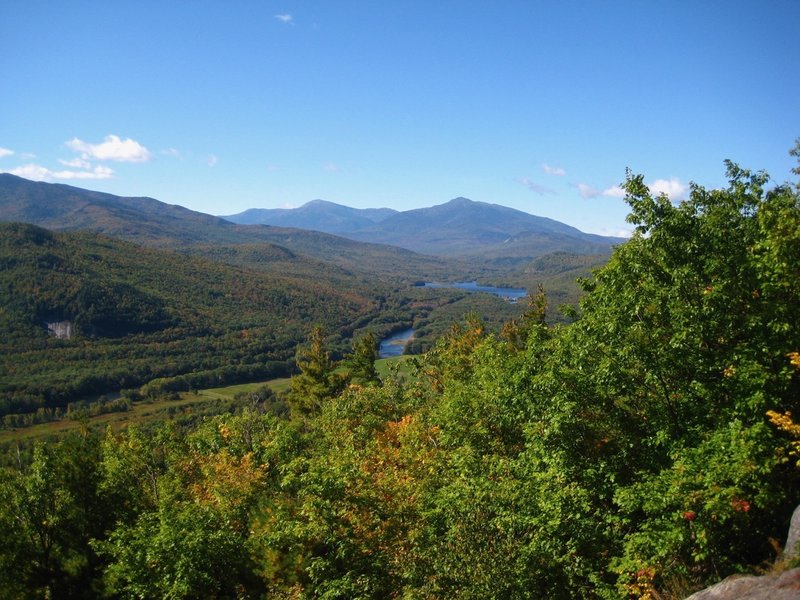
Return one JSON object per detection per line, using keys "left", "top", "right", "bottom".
{"left": 0, "top": 223, "right": 387, "bottom": 419}
{"left": 1, "top": 161, "right": 797, "bottom": 598}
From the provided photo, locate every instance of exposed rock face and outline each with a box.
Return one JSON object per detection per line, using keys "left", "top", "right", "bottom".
{"left": 685, "top": 504, "right": 800, "bottom": 600}
{"left": 684, "top": 568, "right": 800, "bottom": 600}
{"left": 46, "top": 320, "right": 74, "bottom": 339}
{"left": 784, "top": 504, "right": 800, "bottom": 562}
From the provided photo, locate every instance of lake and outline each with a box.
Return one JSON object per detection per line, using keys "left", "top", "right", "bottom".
{"left": 422, "top": 281, "right": 528, "bottom": 301}
{"left": 379, "top": 328, "right": 414, "bottom": 358}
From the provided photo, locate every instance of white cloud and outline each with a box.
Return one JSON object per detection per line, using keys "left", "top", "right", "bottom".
{"left": 275, "top": 13, "right": 293, "bottom": 24}
{"left": 517, "top": 177, "right": 556, "bottom": 195}
{"left": 602, "top": 185, "right": 626, "bottom": 198}
{"left": 4, "top": 163, "right": 51, "bottom": 181}
{"left": 542, "top": 163, "right": 566, "bottom": 176}
{"left": 600, "top": 227, "right": 634, "bottom": 238}
{"left": 576, "top": 183, "right": 600, "bottom": 199}
{"left": 3, "top": 162, "right": 114, "bottom": 181}
{"left": 161, "top": 148, "right": 181, "bottom": 158}
{"left": 0, "top": 147, "right": 14, "bottom": 159}
{"left": 323, "top": 162, "right": 338, "bottom": 172}
{"left": 66, "top": 134, "right": 152, "bottom": 162}
{"left": 21, "top": 152, "right": 36, "bottom": 160}
{"left": 58, "top": 157, "right": 92, "bottom": 169}
{"left": 207, "top": 154, "right": 218, "bottom": 167}
{"left": 648, "top": 177, "right": 686, "bottom": 200}
{"left": 54, "top": 165, "right": 114, "bottom": 180}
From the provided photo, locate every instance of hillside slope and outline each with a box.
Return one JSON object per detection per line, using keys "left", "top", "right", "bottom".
{"left": 0, "top": 174, "right": 460, "bottom": 280}
{"left": 348, "top": 197, "right": 622, "bottom": 258}
{"left": 0, "top": 222, "right": 383, "bottom": 416}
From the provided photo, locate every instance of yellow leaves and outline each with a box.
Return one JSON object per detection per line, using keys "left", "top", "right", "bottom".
{"left": 187, "top": 450, "right": 266, "bottom": 512}
{"left": 767, "top": 409, "right": 800, "bottom": 467}
{"left": 788, "top": 351, "right": 800, "bottom": 370}
{"left": 767, "top": 410, "right": 800, "bottom": 436}
{"left": 722, "top": 365, "right": 737, "bottom": 378}
{"left": 624, "top": 566, "right": 658, "bottom": 600}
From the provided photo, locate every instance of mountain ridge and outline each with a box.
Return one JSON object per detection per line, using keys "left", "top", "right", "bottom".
{"left": 224, "top": 194, "right": 624, "bottom": 260}
{"left": 0, "top": 174, "right": 457, "bottom": 280}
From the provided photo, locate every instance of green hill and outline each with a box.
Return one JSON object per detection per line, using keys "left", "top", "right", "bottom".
{"left": 0, "top": 222, "right": 384, "bottom": 418}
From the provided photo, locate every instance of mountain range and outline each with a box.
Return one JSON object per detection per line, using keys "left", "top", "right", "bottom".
{"left": 223, "top": 197, "right": 623, "bottom": 261}
{"left": 0, "top": 174, "right": 454, "bottom": 280}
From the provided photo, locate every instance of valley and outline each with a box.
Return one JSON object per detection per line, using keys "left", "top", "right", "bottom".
{"left": 0, "top": 174, "right": 611, "bottom": 434}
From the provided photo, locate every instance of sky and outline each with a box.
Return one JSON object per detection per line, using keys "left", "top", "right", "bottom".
{"left": 1, "top": 1, "right": 798, "bottom": 237}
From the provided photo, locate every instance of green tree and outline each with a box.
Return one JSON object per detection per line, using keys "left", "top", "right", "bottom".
{"left": 344, "top": 330, "right": 380, "bottom": 387}
{"left": 288, "top": 326, "right": 346, "bottom": 417}
{"left": 0, "top": 432, "right": 110, "bottom": 598}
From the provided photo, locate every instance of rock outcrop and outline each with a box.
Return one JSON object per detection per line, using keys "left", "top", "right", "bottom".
{"left": 685, "top": 504, "right": 800, "bottom": 600}
{"left": 46, "top": 320, "right": 74, "bottom": 339}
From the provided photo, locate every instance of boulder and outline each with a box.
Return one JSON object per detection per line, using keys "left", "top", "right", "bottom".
{"left": 684, "top": 568, "right": 800, "bottom": 600}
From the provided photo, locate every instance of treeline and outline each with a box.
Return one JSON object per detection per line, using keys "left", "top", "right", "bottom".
{"left": 1, "top": 160, "right": 799, "bottom": 599}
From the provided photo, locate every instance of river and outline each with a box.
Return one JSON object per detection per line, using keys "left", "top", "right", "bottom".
{"left": 422, "top": 281, "right": 528, "bottom": 301}
{"left": 379, "top": 328, "right": 414, "bottom": 358}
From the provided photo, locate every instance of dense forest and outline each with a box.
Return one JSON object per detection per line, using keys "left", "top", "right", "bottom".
{"left": 1, "top": 160, "right": 799, "bottom": 599}
{"left": 0, "top": 224, "right": 397, "bottom": 420}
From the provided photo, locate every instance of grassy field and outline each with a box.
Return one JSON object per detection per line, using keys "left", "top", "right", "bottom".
{"left": 0, "top": 377, "right": 292, "bottom": 445}
{"left": 0, "top": 357, "right": 411, "bottom": 444}
{"left": 376, "top": 355, "right": 413, "bottom": 379}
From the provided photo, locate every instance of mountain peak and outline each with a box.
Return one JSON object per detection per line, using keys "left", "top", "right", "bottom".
{"left": 303, "top": 199, "right": 335, "bottom": 208}
{"left": 446, "top": 197, "right": 475, "bottom": 205}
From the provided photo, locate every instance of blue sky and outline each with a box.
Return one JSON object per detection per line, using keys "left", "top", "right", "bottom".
{"left": 1, "top": 1, "right": 798, "bottom": 236}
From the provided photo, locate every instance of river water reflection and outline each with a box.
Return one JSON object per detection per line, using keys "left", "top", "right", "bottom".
{"left": 422, "top": 281, "right": 528, "bottom": 300}
{"left": 379, "top": 328, "right": 414, "bottom": 358}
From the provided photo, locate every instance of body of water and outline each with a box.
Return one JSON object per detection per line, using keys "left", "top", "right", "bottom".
{"left": 379, "top": 328, "right": 414, "bottom": 358}
{"left": 422, "top": 281, "right": 528, "bottom": 301}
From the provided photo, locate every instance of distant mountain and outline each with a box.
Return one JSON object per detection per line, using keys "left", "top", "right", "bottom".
{"left": 0, "top": 173, "right": 245, "bottom": 247}
{"left": 0, "top": 174, "right": 455, "bottom": 280}
{"left": 223, "top": 200, "right": 397, "bottom": 234}
{"left": 224, "top": 195, "right": 624, "bottom": 262}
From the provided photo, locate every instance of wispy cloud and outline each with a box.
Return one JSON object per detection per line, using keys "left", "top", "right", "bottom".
{"left": 66, "top": 134, "right": 152, "bottom": 163}
{"left": 517, "top": 177, "right": 556, "bottom": 195}
{"left": 55, "top": 165, "right": 114, "bottom": 180}
{"left": 161, "top": 148, "right": 181, "bottom": 158}
{"left": 602, "top": 185, "right": 626, "bottom": 198}
{"left": 58, "top": 157, "right": 92, "bottom": 169}
{"left": 598, "top": 227, "right": 633, "bottom": 238}
{"left": 648, "top": 177, "right": 686, "bottom": 200}
{"left": 0, "top": 147, "right": 14, "bottom": 159}
{"left": 3, "top": 163, "right": 114, "bottom": 181}
{"left": 323, "top": 162, "right": 339, "bottom": 172}
{"left": 207, "top": 155, "right": 218, "bottom": 167}
{"left": 576, "top": 183, "right": 599, "bottom": 198}
{"left": 542, "top": 163, "right": 566, "bottom": 177}
{"left": 275, "top": 13, "right": 293, "bottom": 24}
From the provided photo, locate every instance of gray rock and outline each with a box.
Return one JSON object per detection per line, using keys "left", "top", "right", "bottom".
{"left": 684, "top": 504, "right": 800, "bottom": 599}
{"left": 684, "top": 568, "right": 800, "bottom": 600}
{"left": 785, "top": 504, "right": 800, "bottom": 561}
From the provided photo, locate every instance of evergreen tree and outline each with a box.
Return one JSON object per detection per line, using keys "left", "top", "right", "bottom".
{"left": 288, "top": 326, "right": 346, "bottom": 417}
